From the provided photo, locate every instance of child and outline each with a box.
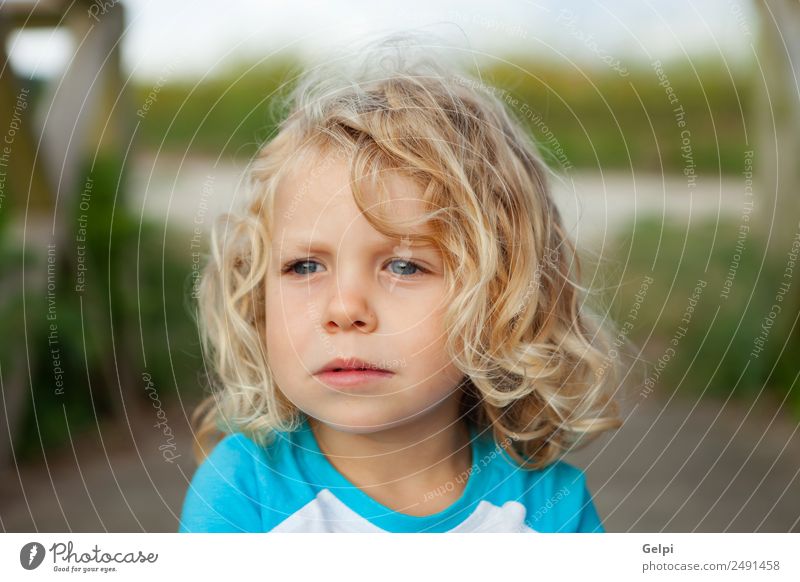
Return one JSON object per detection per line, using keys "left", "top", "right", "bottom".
{"left": 179, "top": 34, "right": 624, "bottom": 533}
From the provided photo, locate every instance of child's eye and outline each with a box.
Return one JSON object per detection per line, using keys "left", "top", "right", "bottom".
{"left": 386, "top": 258, "right": 424, "bottom": 277}
{"left": 282, "top": 259, "right": 325, "bottom": 276}
{"left": 281, "top": 258, "right": 426, "bottom": 278}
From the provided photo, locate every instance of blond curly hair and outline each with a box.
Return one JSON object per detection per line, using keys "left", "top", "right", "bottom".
{"left": 191, "top": 34, "right": 625, "bottom": 469}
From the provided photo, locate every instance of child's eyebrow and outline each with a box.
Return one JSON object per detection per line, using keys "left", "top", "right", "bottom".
{"left": 280, "top": 237, "right": 439, "bottom": 252}
{"left": 277, "top": 239, "right": 443, "bottom": 264}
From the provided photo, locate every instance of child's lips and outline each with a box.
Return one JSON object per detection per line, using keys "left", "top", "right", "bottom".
{"left": 314, "top": 368, "right": 394, "bottom": 389}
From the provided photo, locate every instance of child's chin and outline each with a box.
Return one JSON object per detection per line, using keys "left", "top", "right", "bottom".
{"left": 311, "top": 411, "right": 414, "bottom": 435}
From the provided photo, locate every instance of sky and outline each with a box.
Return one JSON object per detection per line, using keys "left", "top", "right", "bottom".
{"left": 6, "top": 0, "right": 760, "bottom": 81}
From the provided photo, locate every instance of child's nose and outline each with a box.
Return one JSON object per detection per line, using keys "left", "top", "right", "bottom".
{"left": 321, "top": 269, "right": 377, "bottom": 333}
{"left": 322, "top": 293, "right": 377, "bottom": 333}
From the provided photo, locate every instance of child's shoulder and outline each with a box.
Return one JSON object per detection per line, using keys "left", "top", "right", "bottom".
{"left": 531, "top": 457, "right": 591, "bottom": 489}
{"left": 194, "top": 432, "right": 265, "bottom": 475}
{"left": 491, "top": 442, "right": 589, "bottom": 492}
{"left": 486, "top": 441, "right": 602, "bottom": 532}
{"left": 187, "top": 432, "right": 276, "bottom": 494}
{"left": 207, "top": 431, "right": 261, "bottom": 456}
{"left": 179, "top": 429, "right": 306, "bottom": 532}
{"left": 202, "top": 429, "right": 293, "bottom": 472}
{"left": 486, "top": 433, "right": 586, "bottom": 480}
{"left": 188, "top": 428, "right": 305, "bottom": 504}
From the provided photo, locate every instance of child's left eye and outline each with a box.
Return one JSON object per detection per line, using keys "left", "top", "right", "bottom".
{"left": 386, "top": 258, "right": 423, "bottom": 276}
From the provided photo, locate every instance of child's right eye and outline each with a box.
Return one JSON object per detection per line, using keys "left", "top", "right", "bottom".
{"left": 282, "top": 259, "right": 325, "bottom": 276}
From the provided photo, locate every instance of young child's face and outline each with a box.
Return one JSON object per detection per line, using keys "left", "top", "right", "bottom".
{"left": 264, "top": 149, "right": 465, "bottom": 433}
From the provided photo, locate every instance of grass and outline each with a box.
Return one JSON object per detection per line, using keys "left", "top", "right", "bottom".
{"left": 132, "top": 55, "right": 754, "bottom": 174}
{"left": 601, "top": 214, "right": 800, "bottom": 419}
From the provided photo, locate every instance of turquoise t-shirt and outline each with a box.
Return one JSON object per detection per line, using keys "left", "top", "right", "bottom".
{"left": 178, "top": 418, "right": 604, "bottom": 533}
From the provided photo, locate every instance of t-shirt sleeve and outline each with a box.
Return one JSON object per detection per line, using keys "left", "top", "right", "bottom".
{"left": 574, "top": 475, "right": 605, "bottom": 533}
{"left": 560, "top": 462, "right": 605, "bottom": 533}
{"left": 533, "top": 461, "right": 605, "bottom": 533}
{"left": 178, "top": 433, "right": 264, "bottom": 533}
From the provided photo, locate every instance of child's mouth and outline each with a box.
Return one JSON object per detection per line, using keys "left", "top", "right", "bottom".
{"left": 315, "top": 368, "right": 394, "bottom": 389}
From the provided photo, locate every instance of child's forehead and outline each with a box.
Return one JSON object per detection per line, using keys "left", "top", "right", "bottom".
{"left": 272, "top": 212, "right": 442, "bottom": 260}
{"left": 279, "top": 147, "right": 420, "bottom": 197}
{"left": 276, "top": 230, "right": 439, "bottom": 253}
{"left": 274, "top": 147, "right": 429, "bottom": 224}
{"left": 271, "top": 157, "right": 438, "bottom": 252}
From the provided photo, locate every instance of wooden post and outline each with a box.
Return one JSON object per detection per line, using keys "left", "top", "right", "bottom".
{"left": 0, "top": 0, "right": 131, "bottom": 467}
{"left": 753, "top": 0, "right": 800, "bottom": 249}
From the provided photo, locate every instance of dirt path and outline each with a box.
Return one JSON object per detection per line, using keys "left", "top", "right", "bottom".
{"left": 568, "top": 391, "right": 800, "bottom": 532}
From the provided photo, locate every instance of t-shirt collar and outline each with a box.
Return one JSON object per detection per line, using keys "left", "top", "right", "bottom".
{"left": 292, "top": 416, "right": 493, "bottom": 533}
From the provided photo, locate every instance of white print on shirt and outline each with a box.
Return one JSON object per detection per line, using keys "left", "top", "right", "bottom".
{"left": 271, "top": 489, "right": 538, "bottom": 533}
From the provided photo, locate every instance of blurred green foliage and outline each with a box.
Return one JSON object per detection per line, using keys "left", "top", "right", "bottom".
{"left": 133, "top": 57, "right": 299, "bottom": 158}
{"left": 7, "top": 154, "right": 204, "bottom": 461}
{"left": 604, "top": 215, "right": 800, "bottom": 418}
{"left": 133, "top": 56, "right": 753, "bottom": 174}
{"left": 487, "top": 57, "right": 752, "bottom": 174}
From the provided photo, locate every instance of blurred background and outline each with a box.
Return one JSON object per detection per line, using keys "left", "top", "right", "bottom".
{"left": 0, "top": 0, "right": 798, "bottom": 532}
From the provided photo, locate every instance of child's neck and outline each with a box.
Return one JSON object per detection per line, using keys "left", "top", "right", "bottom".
{"left": 307, "top": 400, "right": 473, "bottom": 516}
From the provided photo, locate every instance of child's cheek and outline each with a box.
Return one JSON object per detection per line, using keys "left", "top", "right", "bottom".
{"left": 266, "top": 286, "right": 317, "bottom": 347}
{"left": 393, "top": 288, "right": 449, "bottom": 331}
